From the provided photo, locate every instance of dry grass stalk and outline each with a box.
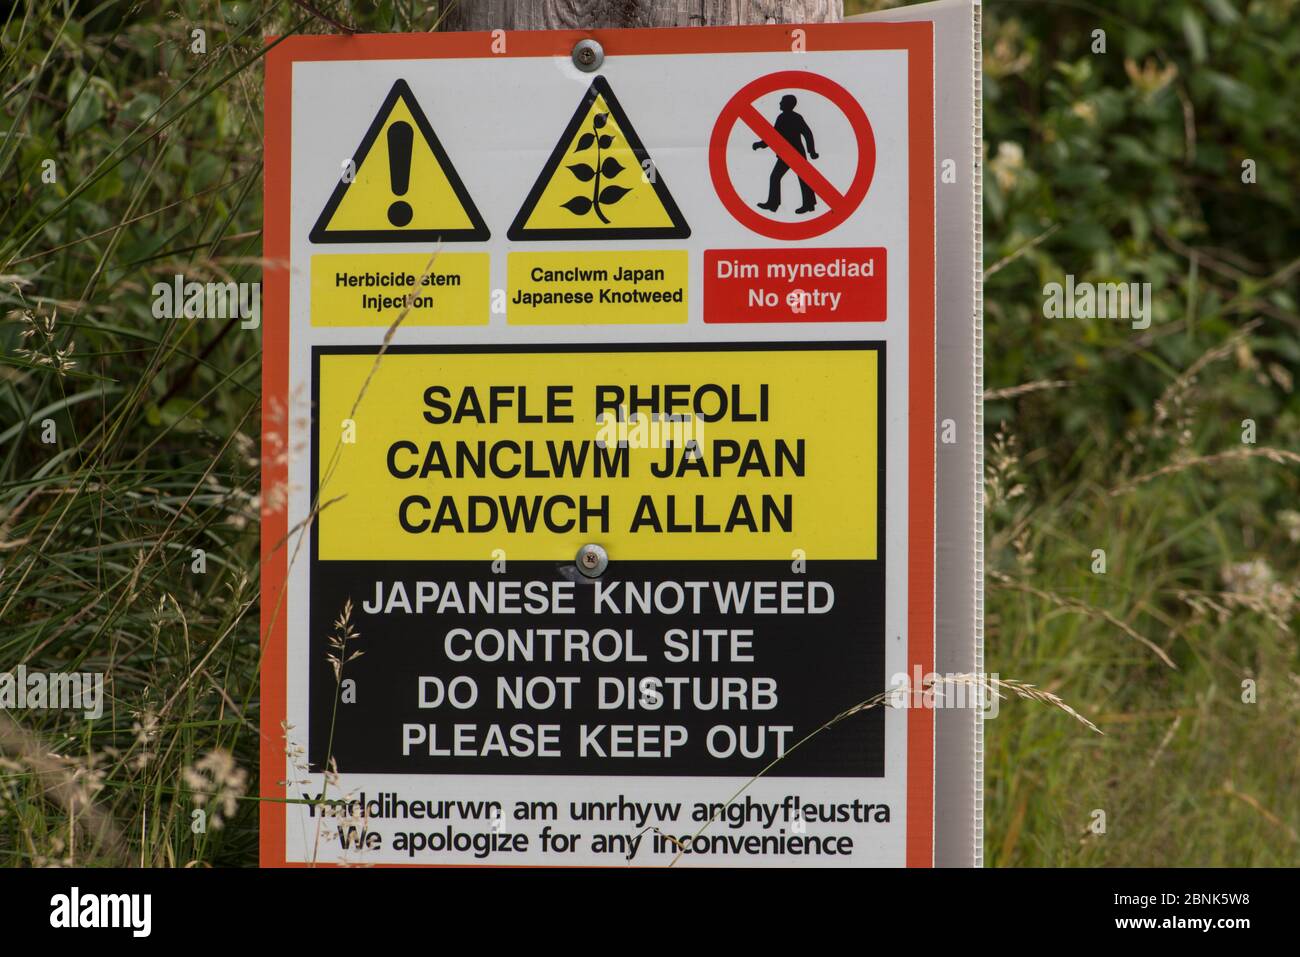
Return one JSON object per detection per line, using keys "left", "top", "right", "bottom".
{"left": 667, "top": 671, "right": 1102, "bottom": 865}
{"left": 989, "top": 569, "right": 1176, "bottom": 667}
{"left": 985, "top": 379, "right": 1073, "bottom": 401}
{"left": 0, "top": 713, "right": 129, "bottom": 866}
{"left": 1220, "top": 780, "right": 1299, "bottom": 844}
{"left": 1110, "top": 446, "right": 1300, "bottom": 497}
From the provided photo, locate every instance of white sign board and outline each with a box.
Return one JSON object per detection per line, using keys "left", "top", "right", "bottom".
{"left": 262, "top": 22, "right": 939, "bottom": 867}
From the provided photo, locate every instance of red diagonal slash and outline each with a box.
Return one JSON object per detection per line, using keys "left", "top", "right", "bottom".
{"left": 739, "top": 103, "right": 846, "bottom": 208}
{"left": 710, "top": 71, "right": 876, "bottom": 240}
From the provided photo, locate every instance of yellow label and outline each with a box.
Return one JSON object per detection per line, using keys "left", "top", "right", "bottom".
{"left": 316, "top": 347, "right": 878, "bottom": 561}
{"left": 507, "top": 251, "right": 688, "bottom": 324}
{"left": 311, "top": 253, "right": 489, "bottom": 326}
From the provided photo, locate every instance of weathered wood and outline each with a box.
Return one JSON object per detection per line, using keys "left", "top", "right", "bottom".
{"left": 444, "top": 0, "right": 841, "bottom": 32}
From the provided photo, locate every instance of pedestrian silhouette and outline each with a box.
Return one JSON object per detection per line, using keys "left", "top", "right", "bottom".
{"left": 753, "top": 94, "right": 819, "bottom": 214}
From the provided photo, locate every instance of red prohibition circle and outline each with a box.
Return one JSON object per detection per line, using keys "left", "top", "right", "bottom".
{"left": 709, "top": 70, "right": 876, "bottom": 241}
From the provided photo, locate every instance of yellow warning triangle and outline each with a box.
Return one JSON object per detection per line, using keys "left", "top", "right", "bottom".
{"left": 311, "top": 80, "right": 488, "bottom": 243}
{"left": 508, "top": 76, "right": 689, "bottom": 241}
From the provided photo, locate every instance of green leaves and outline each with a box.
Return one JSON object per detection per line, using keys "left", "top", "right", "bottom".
{"left": 64, "top": 69, "right": 106, "bottom": 136}
{"left": 1181, "top": 8, "right": 1207, "bottom": 63}
{"left": 145, "top": 397, "right": 210, "bottom": 432}
{"left": 1201, "top": 0, "right": 1240, "bottom": 23}
{"left": 121, "top": 92, "right": 161, "bottom": 128}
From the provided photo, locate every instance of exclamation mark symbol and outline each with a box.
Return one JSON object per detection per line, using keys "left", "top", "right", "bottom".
{"left": 387, "top": 121, "right": 414, "bottom": 227}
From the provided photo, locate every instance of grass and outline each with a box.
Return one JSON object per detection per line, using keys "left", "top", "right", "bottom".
{"left": 0, "top": 0, "right": 280, "bottom": 866}
{"left": 1, "top": 0, "right": 1298, "bottom": 867}
{"left": 984, "top": 409, "right": 1300, "bottom": 866}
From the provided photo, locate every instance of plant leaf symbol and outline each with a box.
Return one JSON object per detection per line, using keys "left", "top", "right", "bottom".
{"left": 551, "top": 96, "right": 639, "bottom": 226}
{"left": 561, "top": 196, "right": 594, "bottom": 215}
{"left": 566, "top": 162, "right": 596, "bottom": 182}
{"left": 598, "top": 184, "right": 631, "bottom": 205}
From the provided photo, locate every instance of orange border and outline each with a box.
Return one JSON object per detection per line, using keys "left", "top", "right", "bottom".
{"left": 260, "top": 22, "right": 936, "bottom": 868}
{"left": 260, "top": 38, "right": 291, "bottom": 870}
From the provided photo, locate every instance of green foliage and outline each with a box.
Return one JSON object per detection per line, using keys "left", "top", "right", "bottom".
{"left": 975, "top": 0, "right": 1300, "bottom": 865}
{"left": 0, "top": 0, "right": 323, "bottom": 868}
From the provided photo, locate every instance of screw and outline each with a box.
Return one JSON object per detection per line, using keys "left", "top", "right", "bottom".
{"left": 572, "top": 38, "right": 604, "bottom": 73}
{"left": 575, "top": 543, "right": 608, "bottom": 578}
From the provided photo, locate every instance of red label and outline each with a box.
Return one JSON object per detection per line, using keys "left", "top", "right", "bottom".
{"left": 703, "top": 247, "right": 887, "bottom": 323}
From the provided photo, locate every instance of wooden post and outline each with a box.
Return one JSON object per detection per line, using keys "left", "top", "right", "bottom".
{"left": 444, "top": 0, "right": 841, "bottom": 32}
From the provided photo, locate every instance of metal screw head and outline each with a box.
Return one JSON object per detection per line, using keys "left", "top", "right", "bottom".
{"left": 575, "top": 543, "right": 608, "bottom": 578}
{"left": 572, "top": 38, "right": 604, "bottom": 73}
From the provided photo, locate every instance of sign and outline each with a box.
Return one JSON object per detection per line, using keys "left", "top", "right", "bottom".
{"left": 310, "top": 80, "right": 490, "bottom": 243}
{"left": 508, "top": 76, "right": 691, "bottom": 241}
{"left": 709, "top": 70, "right": 877, "bottom": 240}
{"left": 263, "top": 22, "right": 937, "bottom": 868}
